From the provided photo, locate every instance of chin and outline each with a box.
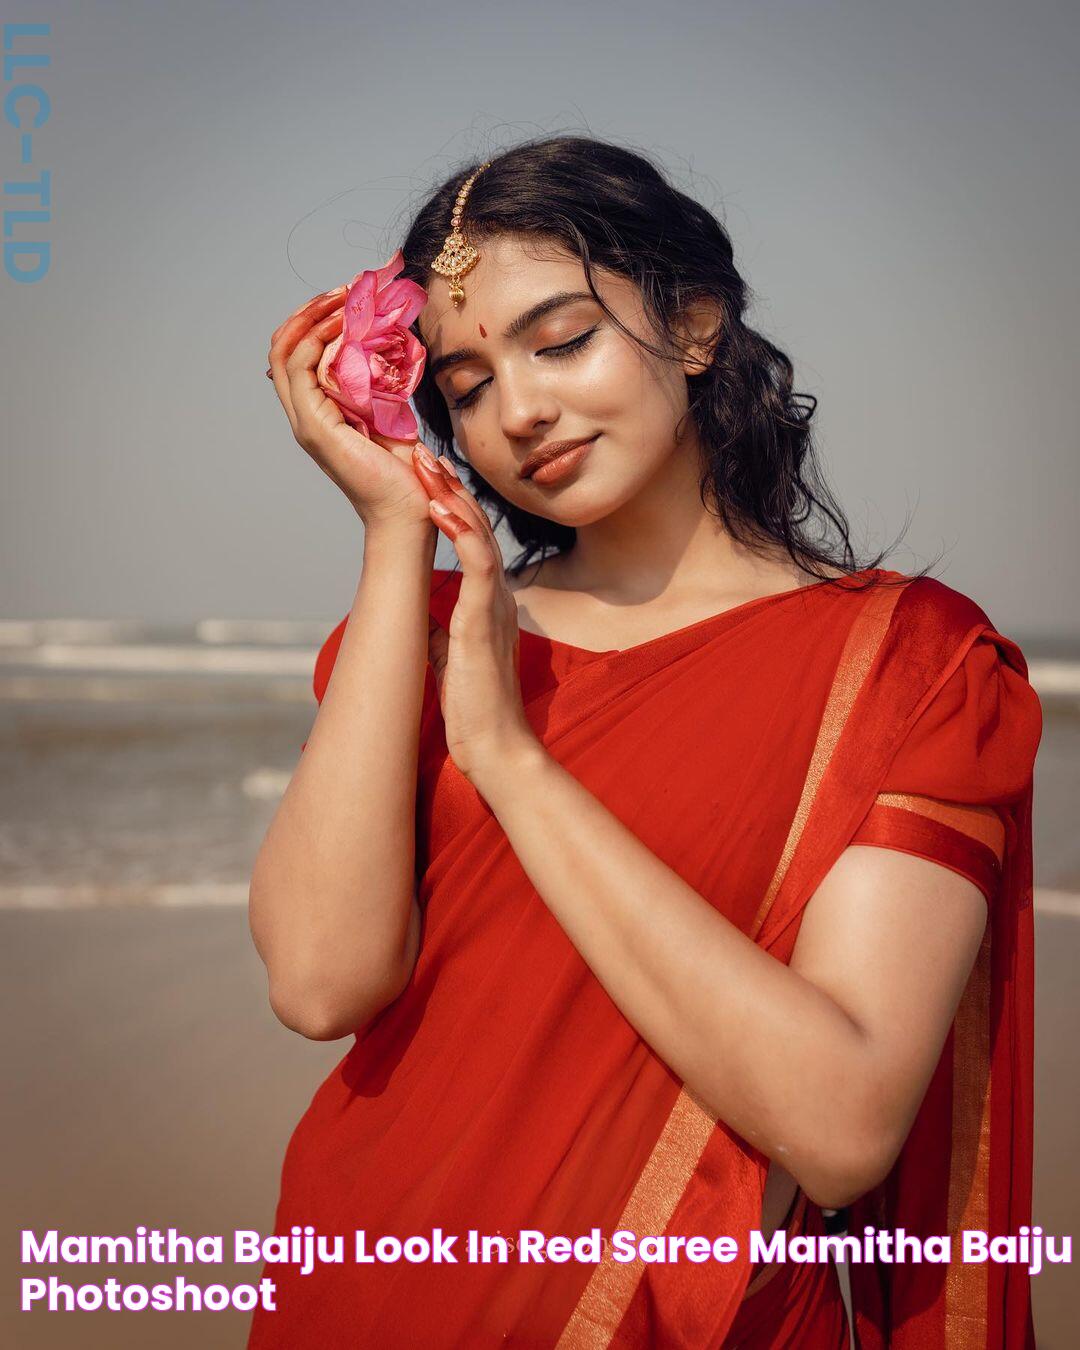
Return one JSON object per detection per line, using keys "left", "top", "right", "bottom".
{"left": 498, "top": 459, "right": 642, "bottom": 527}
{"left": 557, "top": 475, "right": 652, "bottom": 527}
{"left": 537, "top": 504, "right": 627, "bottom": 531}
{"left": 556, "top": 499, "right": 627, "bottom": 527}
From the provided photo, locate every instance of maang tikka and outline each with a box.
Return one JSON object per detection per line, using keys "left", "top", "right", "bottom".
{"left": 429, "top": 161, "right": 491, "bottom": 307}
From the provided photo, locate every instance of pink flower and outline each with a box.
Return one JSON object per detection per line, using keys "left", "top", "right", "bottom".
{"left": 316, "top": 248, "right": 428, "bottom": 442}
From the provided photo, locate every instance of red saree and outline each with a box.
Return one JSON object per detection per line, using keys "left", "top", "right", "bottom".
{"left": 247, "top": 564, "right": 1042, "bottom": 1349}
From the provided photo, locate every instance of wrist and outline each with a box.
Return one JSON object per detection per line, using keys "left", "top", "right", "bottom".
{"left": 361, "top": 516, "right": 438, "bottom": 561}
{"left": 470, "top": 732, "right": 551, "bottom": 804}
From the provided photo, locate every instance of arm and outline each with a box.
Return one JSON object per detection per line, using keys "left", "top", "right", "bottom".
{"left": 473, "top": 744, "right": 987, "bottom": 1209}
{"left": 248, "top": 520, "right": 435, "bottom": 1041}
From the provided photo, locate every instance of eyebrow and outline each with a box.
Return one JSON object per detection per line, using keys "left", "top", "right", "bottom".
{"left": 426, "top": 290, "right": 596, "bottom": 380}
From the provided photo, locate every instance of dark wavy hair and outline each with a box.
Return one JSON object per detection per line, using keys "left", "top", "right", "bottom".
{"left": 397, "top": 134, "right": 932, "bottom": 589}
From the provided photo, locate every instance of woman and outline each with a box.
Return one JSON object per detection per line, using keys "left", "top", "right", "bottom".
{"left": 249, "top": 136, "right": 1042, "bottom": 1348}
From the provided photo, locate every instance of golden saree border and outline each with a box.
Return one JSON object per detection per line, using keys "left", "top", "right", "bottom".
{"left": 749, "top": 580, "right": 906, "bottom": 939}
{"left": 553, "top": 1088, "right": 717, "bottom": 1349}
{"left": 875, "top": 792, "right": 1006, "bottom": 861}
{"left": 845, "top": 768, "right": 1003, "bottom": 1339}
{"left": 843, "top": 611, "right": 1039, "bottom": 1349}
{"left": 556, "top": 580, "right": 909, "bottom": 1349}
{"left": 850, "top": 800, "right": 1004, "bottom": 905}
{"left": 944, "top": 924, "right": 994, "bottom": 1347}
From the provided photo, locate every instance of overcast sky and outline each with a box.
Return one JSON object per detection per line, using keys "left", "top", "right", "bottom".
{"left": 2, "top": 0, "right": 1076, "bottom": 638}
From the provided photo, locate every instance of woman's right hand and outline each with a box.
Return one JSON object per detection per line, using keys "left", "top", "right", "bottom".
{"left": 266, "top": 286, "right": 438, "bottom": 530}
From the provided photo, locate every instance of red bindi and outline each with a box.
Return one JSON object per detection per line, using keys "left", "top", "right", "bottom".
{"left": 478, "top": 323, "right": 487, "bottom": 337}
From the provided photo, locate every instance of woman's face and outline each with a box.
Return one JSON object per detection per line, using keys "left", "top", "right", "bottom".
{"left": 417, "top": 234, "right": 702, "bottom": 527}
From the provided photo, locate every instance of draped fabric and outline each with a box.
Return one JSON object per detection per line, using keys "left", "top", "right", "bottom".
{"left": 723, "top": 1196, "right": 848, "bottom": 1348}
{"left": 247, "top": 565, "right": 1041, "bottom": 1349}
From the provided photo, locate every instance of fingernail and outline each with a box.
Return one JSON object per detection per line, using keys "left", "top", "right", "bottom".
{"left": 265, "top": 367, "right": 273, "bottom": 379}
{"left": 430, "top": 500, "right": 453, "bottom": 517}
{"left": 439, "top": 456, "right": 461, "bottom": 482}
{"left": 414, "top": 445, "right": 440, "bottom": 472}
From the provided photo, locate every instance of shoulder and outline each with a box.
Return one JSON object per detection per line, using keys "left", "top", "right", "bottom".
{"left": 822, "top": 570, "right": 999, "bottom": 691}
{"left": 873, "top": 575, "right": 1042, "bottom": 793}
{"left": 885, "top": 571, "right": 992, "bottom": 639}
{"left": 885, "top": 572, "right": 1032, "bottom": 683}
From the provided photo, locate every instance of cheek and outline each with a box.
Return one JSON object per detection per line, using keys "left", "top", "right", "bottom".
{"left": 580, "top": 344, "right": 687, "bottom": 444}
{"left": 451, "top": 436, "right": 508, "bottom": 495}
{"left": 558, "top": 347, "right": 640, "bottom": 422}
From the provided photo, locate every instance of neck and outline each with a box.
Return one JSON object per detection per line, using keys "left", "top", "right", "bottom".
{"left": 552, "top": 434, "right": 810, "bottom": 604}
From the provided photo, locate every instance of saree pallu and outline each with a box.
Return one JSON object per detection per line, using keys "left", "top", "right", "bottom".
{"left": 247, "top": 565, "right": 1042, "bottom": 1349}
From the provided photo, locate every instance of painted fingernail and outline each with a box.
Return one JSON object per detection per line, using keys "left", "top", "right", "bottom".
{"left": 438, "top": 456, "right": 462, "bottom": 482}
{"left": 265, "top": 367, "right": 273, "bottom": 378}
{"left": 414, "top": 445, "right": 440, "bottom": 472}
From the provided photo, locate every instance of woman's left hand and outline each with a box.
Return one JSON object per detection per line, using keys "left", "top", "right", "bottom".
{"left": 410, "top": 445, "right": 543, "bottom": 791}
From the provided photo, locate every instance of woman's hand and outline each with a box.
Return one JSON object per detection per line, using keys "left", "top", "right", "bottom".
{"left": 266, "top": 288, "right": 436, "bottom": 530}
{"left": 410, "top": 447, "right": 543, "bottom": 788}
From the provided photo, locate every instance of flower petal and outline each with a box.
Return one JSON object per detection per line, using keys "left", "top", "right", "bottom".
{"left": 332, "top": 340, "right": 372, "bottom": 405}
{"left": 398, "top": 330, "right": 427, "bottom": 396}
{"left": 315, "top": 334, "right": 344, "bottom": 391}
{"left": 341, "top": 408, "right": 374, "bottom": 438}
{"left": 372, "top": 248, "right": 405, "bottom": 292}
{"left": 374, "top": 278, "right": 428, "bottom": 330}
{"left": 341, "top": 273, "right": 376, "bottom": 341}
{"left": 371, "top": 394, "right": 419, "bottom": 441}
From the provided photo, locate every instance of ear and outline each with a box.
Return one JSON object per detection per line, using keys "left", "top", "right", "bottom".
{"left": 673, "top": 299, "right": 723, "bottom": 376}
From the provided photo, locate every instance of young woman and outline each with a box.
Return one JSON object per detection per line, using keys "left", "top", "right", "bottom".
{"left": 249, "top": 136, "right": 1042, "bottom": 1348}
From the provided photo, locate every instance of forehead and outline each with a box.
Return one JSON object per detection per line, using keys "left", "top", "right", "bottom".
{"left": 418, "top": 235, "right": 602, "bottom": 353}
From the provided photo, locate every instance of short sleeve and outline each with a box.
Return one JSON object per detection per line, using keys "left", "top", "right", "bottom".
{"left": 849, "top": 628, "right": 1043, "bottom": 904}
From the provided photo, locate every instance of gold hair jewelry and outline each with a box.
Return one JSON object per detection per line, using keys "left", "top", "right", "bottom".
{"left": 429, "top": 161, "right": 491, "bottom": 306}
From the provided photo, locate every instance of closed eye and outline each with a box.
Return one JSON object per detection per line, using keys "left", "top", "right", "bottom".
{"left": 449, "top": 327, "right": 599, "bottom": 412}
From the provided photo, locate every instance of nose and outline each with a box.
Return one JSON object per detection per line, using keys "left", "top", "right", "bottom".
{"left": 495, "top": 366, "right": 560, "bottom": 442}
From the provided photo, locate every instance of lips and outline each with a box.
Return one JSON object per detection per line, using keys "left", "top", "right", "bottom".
{"left": 528, "top": 437, "right": 595, "bottom": 485}
{"left": 520, "top": 436, "right": 597, "bottom": 479}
